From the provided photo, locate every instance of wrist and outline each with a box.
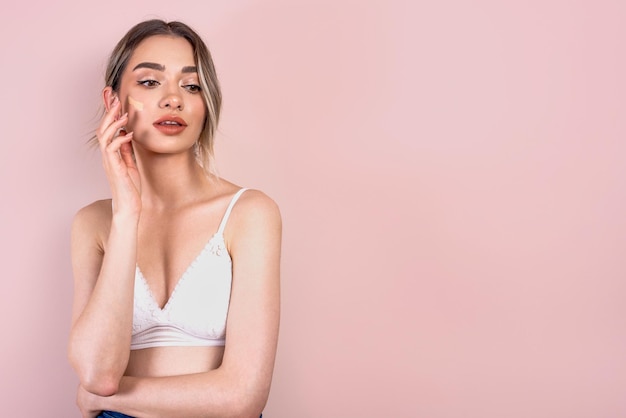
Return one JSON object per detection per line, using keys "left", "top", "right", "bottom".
{"left": 111, "top": 197, "right": 142, "bottom": 221}
{"left": 111, "top": 210, "right": 140, "bottom": 227}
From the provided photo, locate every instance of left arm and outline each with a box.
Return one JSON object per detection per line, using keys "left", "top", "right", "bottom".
{"left": 82, "top": 191, "right": 282, "bottom": 418}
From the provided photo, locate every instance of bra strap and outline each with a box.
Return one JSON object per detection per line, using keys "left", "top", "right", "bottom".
{"left": 217, "top": 188, "right": 249, "bottom": 235}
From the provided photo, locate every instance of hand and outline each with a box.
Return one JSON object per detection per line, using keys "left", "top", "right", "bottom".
{"left": 96, "top": 95, "right": 142, "bottom": 217}
{"left": 76, "top": 384, "right": 102, "bottom": 418}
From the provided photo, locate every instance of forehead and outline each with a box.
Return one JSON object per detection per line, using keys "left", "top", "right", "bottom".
{"left": 128, "top": 35, "right": 195, "bottom": 68}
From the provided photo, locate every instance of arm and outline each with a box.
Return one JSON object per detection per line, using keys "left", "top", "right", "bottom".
{"left": 68, "top": 205, "right": 138, "bottom": 396}
{"left": 86, "top": 191, "right": 282, "bottom": 418}
{"left": 68, "top": 92, "right": 142, "bottom": 396}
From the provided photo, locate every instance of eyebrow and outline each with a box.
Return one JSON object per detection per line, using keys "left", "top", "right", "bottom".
{"left": 132, "top": 62, "right": 197, "bottom": 73}
{"left": 133, "top": 62, "right": 165, "bottom": 71}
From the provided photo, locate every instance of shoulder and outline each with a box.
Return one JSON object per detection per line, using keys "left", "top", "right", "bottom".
{"left": 73, "top": 199, "right": 113, "bottom": 230}
{"left": 224, "top": 188, "right": 282, "bottom": 250}
{"left": 71, "top": 199, "right": 113, "bottom": 250}
{"left": 233, "top": 189, "right": 281, "bottom": 227}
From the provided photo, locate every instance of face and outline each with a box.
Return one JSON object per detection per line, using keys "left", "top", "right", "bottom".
{"left": 112, "top": 35, "right": 206, "bottom": 156}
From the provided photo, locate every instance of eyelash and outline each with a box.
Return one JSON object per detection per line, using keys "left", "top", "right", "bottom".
{"left": 137, "top": 80, "right": 201, "bottom": 93}
{"left": 184, "top": 84, "right": 202, "bottom": 93}
{"left": 138, "top": 79, "right": 160, "bottom": 88}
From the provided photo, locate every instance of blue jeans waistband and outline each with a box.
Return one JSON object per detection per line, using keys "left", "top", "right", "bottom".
{"left": 98, "top": 411, "right": 262, "bottom": 418}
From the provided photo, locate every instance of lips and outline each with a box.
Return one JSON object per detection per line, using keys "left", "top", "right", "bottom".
{"left": 153, "top": 116, "right": 188, "bottom": 135}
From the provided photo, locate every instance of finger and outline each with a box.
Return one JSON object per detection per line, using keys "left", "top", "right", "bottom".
{"left": 102, "top": 133, "right": 133, "bottom": 173}
{"left": 98, "top": 113, "right": 128, "bottom": 150}
{"left": 119, "top": 137, "right": 136, "bottom": 167}
{"left": 97, "top": 119, "right": 126, "bottom": 150}
{"left": 105, "top": 131, "right": 133, "bottom": 155}
{"left": 96, "top": 96, "right": 121, "bottom": 137}
{"left": 103, "top": 95, "right": 122, "bottom": 124}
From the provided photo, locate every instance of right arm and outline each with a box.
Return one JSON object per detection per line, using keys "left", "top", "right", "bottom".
{"left": 68, "top": 204, "right": 138, "bottom": 396}
{"left": 68, "top": 92, "right": 141, "bottom": 396}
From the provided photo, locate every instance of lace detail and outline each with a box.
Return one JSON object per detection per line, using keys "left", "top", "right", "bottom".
{"left": 208, "top": 233, "right": 227, "bottom": 256}
{"left": 130, "top": 188, "right": 247, "bottom": 350}
{"left": 132, "top": 268, "right": 154, "bottom": 332}
{"left": 131, "top": 233, "right": 233, "bottom": 348}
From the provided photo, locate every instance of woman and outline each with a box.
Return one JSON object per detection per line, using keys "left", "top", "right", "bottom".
{"left": 68, "top": 20, "right": 281, "bottom": 418}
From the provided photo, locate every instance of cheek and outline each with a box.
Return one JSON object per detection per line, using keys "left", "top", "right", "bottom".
{"left": 128, "top": 96, "right": 144, "bottom": 111}
{"left": 122, "top": 95, "right": 146, "bottom": 132}
{"left": 191, "top": 99, "right": 207, "bottom": 125}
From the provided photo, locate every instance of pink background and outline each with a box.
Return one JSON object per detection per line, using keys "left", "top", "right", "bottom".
{"left": 1, "top": 1, "right": 625, "bottom": 416}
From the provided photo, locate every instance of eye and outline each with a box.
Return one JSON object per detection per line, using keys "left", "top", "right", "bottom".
{"left": 183, "top": 84, "right": 202, "bottom": 94}
{"left": 138, "top": 79, "right": 160, "bottom": 88}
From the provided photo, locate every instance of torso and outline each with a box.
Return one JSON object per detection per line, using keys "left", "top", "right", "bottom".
{"left": 126, "top": 346, "right": 224, "bottom": 377}
{"left": 135, "top": 191, "right": 234, "bottom": 305}
{"left": 97, "top": 180, "right": 243, "bottom": 378}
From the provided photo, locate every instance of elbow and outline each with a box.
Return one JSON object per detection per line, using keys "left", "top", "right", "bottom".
{"left": 80, "top": 374, "right": 120, "bottom": 397}
{"left": 68, "top": 345, "right": 121, "bottom": 397}
{"left": 74, "top": 363, "right": 121, "bottom": 396}
{"left": 231, "top": 403, "right": 264, "bottom": 418}
{"left": 228, "top": 384, "right": 270, "bottom": 418}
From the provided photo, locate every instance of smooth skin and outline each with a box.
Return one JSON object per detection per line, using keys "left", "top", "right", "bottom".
{"left": 68, "top": 35, "right": 281, "bottom": 418}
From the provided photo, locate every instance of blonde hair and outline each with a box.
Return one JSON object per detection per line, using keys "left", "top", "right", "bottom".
{"left": 103, "top": 19, "right": 221, "bottom": 172}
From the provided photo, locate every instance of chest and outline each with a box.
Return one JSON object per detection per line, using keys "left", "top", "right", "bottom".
{"left": 136, "top": 213, "right": 224, "bottom": 307}
{"left": 131, "top": 233, "right": 233, "bottom": 343}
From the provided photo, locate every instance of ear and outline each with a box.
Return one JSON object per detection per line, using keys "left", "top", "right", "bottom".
{"left": 102, "top": 87, "right": 118, "bottom": 112}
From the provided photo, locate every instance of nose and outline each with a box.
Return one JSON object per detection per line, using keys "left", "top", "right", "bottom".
{"left": 159, "top": 89, "right": 184, "bottom": 111}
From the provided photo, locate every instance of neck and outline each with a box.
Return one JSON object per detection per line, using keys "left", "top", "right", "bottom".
{"left": 134, "top": 148, "right": 212, "bottom": 210}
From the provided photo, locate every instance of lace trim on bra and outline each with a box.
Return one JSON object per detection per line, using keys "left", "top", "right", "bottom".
{"left": 135, "top": 233, "right": 229, "bottom": 312}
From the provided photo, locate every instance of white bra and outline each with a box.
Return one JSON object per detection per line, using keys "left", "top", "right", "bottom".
{"left": 130, "top": 188, "right": 248, "bottom": 350}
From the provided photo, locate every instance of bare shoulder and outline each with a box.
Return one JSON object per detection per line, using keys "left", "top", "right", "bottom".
{"left": 74, "top": 199, "right": 113, "bottom": 223}
{"left": 72, "top": 199, "right": 113, "bottom": 251}
{"left": 224, "top": 189, "right": 282, "bottom": 247}
{"left": 233, "top": 189, "right": 281, "bottom": 226}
